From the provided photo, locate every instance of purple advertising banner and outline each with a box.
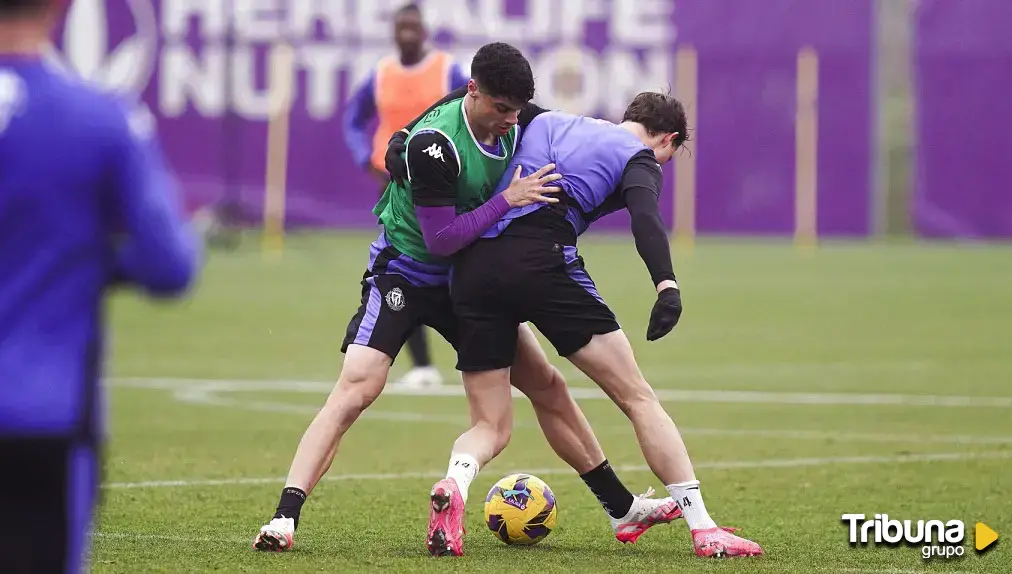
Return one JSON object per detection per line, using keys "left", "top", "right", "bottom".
{"left": 913, "top": 0, "right": 1012, "bottom": 239}
{"left": 675, "top": 0, "right": 872, "bottom": 236}
{"left": 51, "top": 0, "right": 872, "bottom": 235}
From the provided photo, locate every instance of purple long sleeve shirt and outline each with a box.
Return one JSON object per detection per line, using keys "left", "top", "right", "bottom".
{"left": 414, "top": 194, "right": 511, "bottom": 258}
{"left": 410, "top": 134, "right": 512, "bottom": 257}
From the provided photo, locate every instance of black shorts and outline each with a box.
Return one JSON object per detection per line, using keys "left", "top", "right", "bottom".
{"left": 451, "top": 235, "right": 620, "bottom": 371}
{"left": 341, "top": 270, "right": 458, "bottom": 360}
{"left": 0, "top": 436, "right": 99, "bottom": 574}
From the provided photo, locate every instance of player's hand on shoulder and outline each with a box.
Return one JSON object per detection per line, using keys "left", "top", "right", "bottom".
{"left": 646, "top": 282, "right": 682, "bottom": 341}
{"left": 385, "top": 130, "right": 409, "bottom": 186}
{"left": 502, "top": 163, "right": 563, "bottom": 208}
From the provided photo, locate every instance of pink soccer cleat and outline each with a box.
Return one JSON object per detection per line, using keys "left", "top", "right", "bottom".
{"left": 611, "top": 487, "right": 683, "bottom": 544}
{"left": 692, "top": 526, "right": 764, "bottom": 558}
{"left": 426, "top": 479, "right": 465, "bottom": 557}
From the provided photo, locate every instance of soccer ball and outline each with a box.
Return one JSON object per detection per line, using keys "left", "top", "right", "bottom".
{"left": 483, "top": 473, "right": 558, "bottom": 546}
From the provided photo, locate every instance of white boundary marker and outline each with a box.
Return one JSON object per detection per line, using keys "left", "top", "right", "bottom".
{"left": 106, "top": 377, "right": 1012, "bottom": 446}
{"left": 112, "top": 377, "right": 1012, "bottom": 408}
{"left": 103, "top": 451, "right": 1012, "bottom": 490}
{"left": 92, "top": 532, "right": 250, "bottom": 545}
{"left": 163, "top": 390, "right": 1012, "bottom": 446}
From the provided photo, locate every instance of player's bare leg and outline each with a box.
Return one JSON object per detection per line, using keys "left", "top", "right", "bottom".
{"left": 567, "top": 330, "right": 762, "bottom": 557}
{"left": 284, "top": 345, "right": 393, "bottom": 492}
{"left": 510, "top": 324, "right": 601, "bottom": 472}
{"left": 427, "top": 367, "right": 513, "bottom": 556}
{"left": 428, "top": 325, "right": 680, "bottom": 555}
{"left": 253, "top": 345, "right": 392, "bottom": 552}
{"left": 568, "top": 331, "right": 690, "bottom": 482}
{"left": 509, "top": 324, "right": 681, "bottom": 543}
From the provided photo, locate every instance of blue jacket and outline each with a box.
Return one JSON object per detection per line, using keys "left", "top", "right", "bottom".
{"left": 0, "top": 57, "right": 200, "bottom": 439}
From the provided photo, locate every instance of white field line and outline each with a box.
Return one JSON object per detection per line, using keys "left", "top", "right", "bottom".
{"left": 102, "top": 451, "right": 1012, "bottom": 490}
{"left": 112, "top": 377, "right": 1012, "bottom": 408}
{"left": 112, "top": 377, "right": 1012, "bottom": 446}
{"left": 168, "top": 390, "right": 1012, "bottom": 446}
{"left": 92, "top": 532, "right": 250, "bottom": 545}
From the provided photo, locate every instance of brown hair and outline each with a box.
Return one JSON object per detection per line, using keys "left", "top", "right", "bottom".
{"left": 622, "top": 92, "right": 689, "bottom": 148}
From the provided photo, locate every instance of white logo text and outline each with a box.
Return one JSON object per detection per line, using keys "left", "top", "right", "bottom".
{"left": 842, "top": 513, "right": 966, "bottom": 560}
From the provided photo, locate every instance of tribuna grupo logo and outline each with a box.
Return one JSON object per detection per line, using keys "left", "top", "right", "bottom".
{"left": 841, "top": 513, "right": 966, "bottom": 560}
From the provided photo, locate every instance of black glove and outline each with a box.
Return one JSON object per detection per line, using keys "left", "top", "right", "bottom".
{"left": 384, "top": 130, "right": 409, "bottom": 186}
{"left": 647, "top": 286, "right": 682, "bottom": 341}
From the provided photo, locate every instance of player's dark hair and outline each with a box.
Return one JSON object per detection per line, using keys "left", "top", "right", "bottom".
{"left": 395, "top": 3, "right": 421, "bottom": 16}
{"left": 0, "top": 0, "right": 49, "bottom": 17}
{"left": 622, "top": 92, "right": 689, "bottom": 148}
{"left": 470, "top": 42, "right": 535, "bottom": 105}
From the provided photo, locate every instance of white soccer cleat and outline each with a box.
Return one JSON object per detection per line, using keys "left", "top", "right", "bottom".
{"left": 253, "top": 516, "right": 294, "bottom": 552}
{"left": 393, "top": 366, "right": 443, "bottom": 389}
{"left": 610, "top": 487, "right": 683, "bottom": 544}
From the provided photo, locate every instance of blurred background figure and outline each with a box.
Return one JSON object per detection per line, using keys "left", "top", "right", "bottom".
{"left": 0, "top": 1, "right": 199, "bottom": 571}
{"left": 342, "top": 2, "right": 469, "bottom": 389}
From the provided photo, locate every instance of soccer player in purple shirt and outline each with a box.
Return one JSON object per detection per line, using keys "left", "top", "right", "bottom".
{"left": 254, "top": 43, "right": 682, "bottom": 556}
{"left": 389, "top": 91, "right": 764, "bottom": 558}
{"left": 0, "top": 1, "right": 200, "bottom": 571}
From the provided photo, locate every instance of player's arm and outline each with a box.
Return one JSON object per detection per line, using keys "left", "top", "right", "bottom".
{"left": 410, "top": 131, "right": 559, "bottom": 258}
{"left": 409, "top": 130, "right": 508, "bottom": 258}
{"left": 341, "top": 69, "right": 378, "bottom": 169}
{"left": 622, "top": 151, "right": 676, "bottom": 287}
{"left": 620, "top": 150, "right": 683, "bottom": 340}
{"left": 109, "top": 103, "right": 201, "bottom": 297}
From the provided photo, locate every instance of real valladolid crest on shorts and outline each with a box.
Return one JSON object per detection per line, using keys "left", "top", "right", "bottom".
{"left": 385, "top": 287, "right": 405, "bottom": 312}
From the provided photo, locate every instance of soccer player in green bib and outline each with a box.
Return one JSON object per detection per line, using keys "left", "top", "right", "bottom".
{"left": 253, "top": 42, "right": 682, "bottom": 555}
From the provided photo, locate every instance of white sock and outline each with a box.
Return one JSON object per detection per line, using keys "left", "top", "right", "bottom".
{"left": 666, "top": 480, "right": 718, "bottom": 531}
{"left": 445, "top": 453, "right": 479, "bottom": 504}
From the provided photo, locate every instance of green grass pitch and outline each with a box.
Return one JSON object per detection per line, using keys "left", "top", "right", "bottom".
{"left": 94, "top": 232, "right": 1011, "bottom": 573}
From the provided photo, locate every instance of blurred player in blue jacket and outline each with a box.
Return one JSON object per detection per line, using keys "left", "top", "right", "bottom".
{"left": 0, "top": 1, "right": 200, "bottom": 571}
